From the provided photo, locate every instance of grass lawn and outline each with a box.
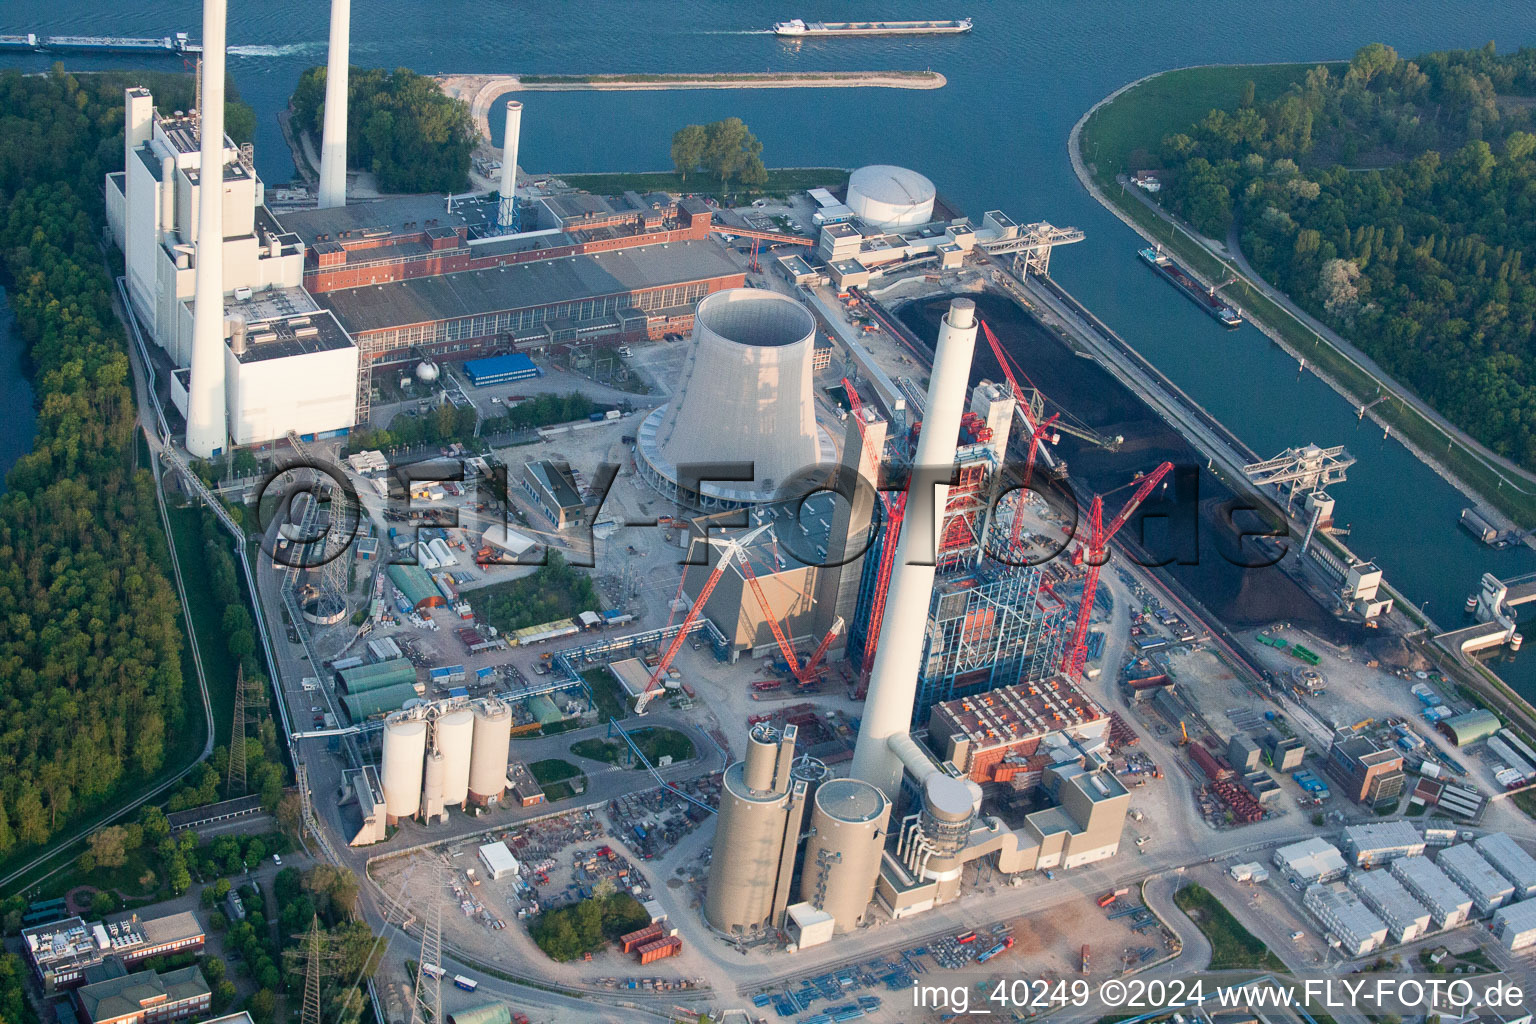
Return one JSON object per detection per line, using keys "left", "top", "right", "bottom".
{"left": 1079, "top": 62, "right": 1536, "bottom": 529}
{"left": 530, "top": 758, "right": 585, "bottom": 801}
{"left": 1173, "top": 883, "right": 1285, "bottom": 971}
{"left": 581, "top": 668, "right": 632, "bottom": 722}
{"left": 570, "top": 728, "right": 693, "bottom": 768}
{"left": 556, "top": 167, "right": 846, "bottom": 203}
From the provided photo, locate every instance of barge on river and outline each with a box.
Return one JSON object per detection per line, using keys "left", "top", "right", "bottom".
{"left": 772, "top": 18, "right": 972, "bottom": 37}
{"left": 1138, "top": 246, "right": 1242, "bottom": 327}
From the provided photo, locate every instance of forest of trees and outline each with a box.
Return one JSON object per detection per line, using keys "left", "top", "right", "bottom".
{"left": 670, "top": 117, "right": 768, "bottom": 190}
{"left": 529, "top": 888, "right": 649, "bottom": 962}
{"left": 348, "top": 392, "right": 600, "bottom": 453}
{"left": 0, "top": 67, "right": 199, "bottom": 860}
{"left": 1147, "top": 43, "right": 1536, "bottom": 468}
{"left": 291, "top": 66, "right": 476, "bottom": 194}
{"left": 477, "top": 552, "right": 599, "bottom": 633}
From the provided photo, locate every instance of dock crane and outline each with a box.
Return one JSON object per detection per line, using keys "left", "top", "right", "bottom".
{"left": 842, "top": 378, "right": 907, "bottom": 693}
{"left": 1062, "top": 461, "right": 1174, "bottom": 677}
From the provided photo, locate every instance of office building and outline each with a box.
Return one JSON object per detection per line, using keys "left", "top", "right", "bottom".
{"left": 21, "top": 914, "right": 204, "bottom": 991}
{"left": 76, "top": 966, "right": 210, "bottom": 1024}
{"left": 1326, "top": 734, "right": 1405, "bottom": 807}
{"left": 1390, "top": 855, "right": 1473, "bottom": 930}
{"left": 1303, "top": 883, "right": 1388, "bottom": 956}
{"left": 1348, "top": 869, "right": 1431, "bottom": 943}
{"left": 1438, "top": 843, "right": 1515, "bottom": 916}
{"left": 1491, "top": 899, "right": 1536, "bottom": 951}
{"left": 1341, "top": 821, "right": 1426, "bottom": 867}
{"left": 1273, "top": 837, "right": 1348, "bottom": 883}
{"left": 1474, "top": 832, "right": 1536, "bottom": 899}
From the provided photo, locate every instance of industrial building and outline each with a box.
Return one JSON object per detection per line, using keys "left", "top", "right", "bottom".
{"left": 1390, "top": 855, "right": 1474, "bottom": 930}
{"left": 1266, "top": 733, "right": 1306, "bottom": 771}
{"left": 76, "top": 966, "right": 210, "bottom": 1024}
{"left": 1437, "top": 842, "right": 1515, "bottom": 916}
{"left": 1347, "top": 869, "right": 1432, "bottom": 943}
{"left": 1325, "top": 733, "right": 1405, "bottom": 807}
{"left": 21, "top": 913, "right": 205, "bottom": 991}
{"left": 1227, "top": 734, "right": 1262, "bottom": 772}
{"left": 1473, "top": 832, "right": 1536, "bottom": 899}
{"left": 704, "top": 724, "right": 829, "bottom": 936}
{"left": 1491, "top": 899, "right": 1536, "bottom": 951}
{"left": 1438, "top": 709, "right": 1502, "bottom": 747}
{"left": 462, "top": 353, "right": 543, "bottom": 386}
{"left": 1303, "top": 883, "right": 1388, "bottom": 955}
{"left": 376, "top": 697, "right": 514, "bottom": 830}
{"left": 1273, "top": 837, "right": 1348, "bottom": 883}
{"left": 520, "top": 460, "right": 586, "bottom": 529}
{"left": 926, "top": 677, "right": 1108, "bottom": 785}
{"left": 1340, "top": 821, "right": 1426, "bottom": 867}
{"left": 477, "top": 841, "right": 519, "bottom": 881}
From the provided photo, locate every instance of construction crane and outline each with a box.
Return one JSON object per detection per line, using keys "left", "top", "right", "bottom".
{"left": 842, "top": 379, "right": 908, "bottom": 693}
{"left": 1062, "top": 461, "right": 1174, "bottom": 677}
{"left": 979, "top": 320, "right": 1122, "bottom": 454}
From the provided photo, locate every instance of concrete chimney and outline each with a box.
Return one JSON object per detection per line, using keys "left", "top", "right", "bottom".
{"left": 317, "top": 0, "right": 350, "bottom": 209}
{"left": 497, "top": 100, "right": 522, "bottom": 228}
{"left": 184, "top": 0, "right": 228, "bottom": 459}
{"left": 848, "top": 297, "right": 977, "bottom": 802}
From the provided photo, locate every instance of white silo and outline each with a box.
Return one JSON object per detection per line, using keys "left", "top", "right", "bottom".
{"left": 637, "top": 289, "right": 832, "bottom": 508}
{"left": 422, "top": 748, "right": 446, "bottom": 822}
{"left": 469, "top": 699, "right": 513, "bottom": 806}
{"left": 436, "top": 706, "right": 475, "bottom": 808}
{"left": 381, "top": 714, "right": 428, "bottom": 824}
{"left": 846, "top": 165, "right": 936, "bottom": 231}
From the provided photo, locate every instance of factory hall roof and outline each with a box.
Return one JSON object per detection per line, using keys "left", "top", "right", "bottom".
{"left": 273, "top": 194, "right": 479, "bottom": 249}
{"left": 316, "top": 238, "right": 741, "bottom": 335}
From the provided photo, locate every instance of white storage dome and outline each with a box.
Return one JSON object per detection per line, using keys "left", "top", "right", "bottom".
{"left": 846, "top": 165, "right": 936, "bottom": 231}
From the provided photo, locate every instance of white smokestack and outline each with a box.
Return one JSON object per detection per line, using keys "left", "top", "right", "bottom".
{"left": 317, "top": 0, "right": 350, "bottom": 209}
{"left": 848, "top": 297, "right": 977, "bottom": 801}
{"left": 498, "top": 100, "right": 522, "bottom": 228}
{"left": 185, "top": 0, "right": 229, "bottom": 459}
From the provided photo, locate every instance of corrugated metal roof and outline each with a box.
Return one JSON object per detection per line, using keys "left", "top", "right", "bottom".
{"left": 341, "top": 681, "right": 420, "bottom": 719}
{"left": 338, "top": 657, "right": 417, "bottom": 694}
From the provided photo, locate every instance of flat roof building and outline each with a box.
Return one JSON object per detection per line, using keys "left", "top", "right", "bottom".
{"left": 927, "top": 675, "right": 1108, "bottom": 786}
{"left": 1326, "top": 734, "right": 1405, "bottom": 807}
{"left": 477, "top": 841, "right": 519, "bottom": 881}
{"left": 1437, "top": 843, "right": 1515, "bottom": 916}
{"left": 1341, "top": 821, "right": 1426, "bottom": 867}
{"left": 1473, "top": 832, "right": 1536, "bottom": 899}
{"left": 22, "top": 913, "right": 205, "bottom": 992}
{"left": 1303, "top": 883, "right": 1389, "bottom": 956}
{"left": 462, "top": 353, "right": 542, "bottom": 386}
{"left": 1491, "top": 899, "right": 1536, "bottom": 951}
{"left": 1274, "top": 837, "right": 1348, "bottom": 883}
{"left": 1348, "top": 869, "right": 1432, "bottom": 943}
{"left": 1390, "top": 854, "right": 1474, "bottom": 929}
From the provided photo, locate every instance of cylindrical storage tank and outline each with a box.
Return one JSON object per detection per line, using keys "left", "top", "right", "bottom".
{"left": 436, "top": 707, "right": 475, "bottom": 808}
{"left": 703, "top": 762, "right": 792, "bottom": 935}
{"left": 422, "top": 748, "right": 446, "bottom": 822}
{"left": 468, "top": 699, "right": 513, "bottom": 805}
{"left": 920, "top": 774, "right": 977, "bottom": 859}
{"left": 846, "top": 165, "right": 936, "bottom": 231}
{"left": 381, "top": 715, "right": 428, "bottom": 824}
{"left": 642, "top": 289, "right": 826, "bottom": 506}
{"left": 799, "top": 778, "right": 890, "bottom": 932}
{"left": 744, "top": 724, "right": 781, "bottom": 792}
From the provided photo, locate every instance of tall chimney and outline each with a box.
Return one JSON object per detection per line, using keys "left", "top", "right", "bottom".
{"left": 317, "top": 0, "right": 350, "bottom": 209}
{"left": 497, "top": 100, "right": 522, "bottom": 228}
{"left": 848, "top": 297, "right": 977, "bottom": 801}
{"left": 185, "top": 0, "right": 228, "bottom": 459}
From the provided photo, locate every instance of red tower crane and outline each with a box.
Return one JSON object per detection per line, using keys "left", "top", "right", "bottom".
{"left": 841, "top": 379, "right": 908, "bottom": 693}
{"left": 1061, "top": 461, "right": 1174, "bottom": 677}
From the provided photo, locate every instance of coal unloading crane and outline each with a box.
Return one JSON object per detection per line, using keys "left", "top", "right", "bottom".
{"left": 1062, "top": 462, "right": 1174, "bottom": 677}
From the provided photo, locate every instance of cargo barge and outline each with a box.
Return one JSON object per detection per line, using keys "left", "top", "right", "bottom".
{"left": 0, "top": 32, "right": 197, "bottom": 55}
{"left": 1137, "top": 246, "right": 1242, "bottom": 327}
{"left": 772, "top": 18, "right": 972, "bottom": 37}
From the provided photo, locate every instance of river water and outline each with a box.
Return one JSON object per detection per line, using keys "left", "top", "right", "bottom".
{"left": 5, "top": 0, "right": 1536, "bottom": 690}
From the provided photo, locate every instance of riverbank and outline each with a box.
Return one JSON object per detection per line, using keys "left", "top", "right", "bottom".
{"left": 1071, "top": 63, "right": 1536, "bottom": 532}
{"left": 437, "top": 70, "right": 945, "bottom": 143}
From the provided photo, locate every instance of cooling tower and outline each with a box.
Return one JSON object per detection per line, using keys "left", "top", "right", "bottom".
{"left": 436, "top": 707, "right": 474, "bottom": 808}
{"left": 184, "top": 0, "right": 228, "bottom": 458}
{"left": 468, "top": 699, "right": 513, "bottom": 805}
{"left": 317, "top": 0, "right": 350, "bottom": 208}
{"left": 850, "top": 297, "right": 978, "bottom": 801}
{"left": 799, "top": 778, "right": 890, "bottom": 932}
{"left": 381, "top": 715, "right": 428, "bottom": 824}
{"left": 637, "top": 289, "right": 834, "bottom": 508}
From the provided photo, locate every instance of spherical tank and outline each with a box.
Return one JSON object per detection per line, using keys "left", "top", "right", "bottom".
{"left": 799, "top": 778, "right": 890, "bottom": 933}
{"left": 703, "top": 761, "right": 792, "bottom": 935}
{"left": 846, "top": 165, "right": 935, "bottom": 231}
{"left": 415, "top": 360, "right": 439, "bottom": 383}
{"left": 381, "top": 715, "right": 428, "bottom": 824}
{"left": 436, "top": 707, "right": 475, "bottom": 807}
{"left": 468, "top": 699, "right": 512, "bottom": 805}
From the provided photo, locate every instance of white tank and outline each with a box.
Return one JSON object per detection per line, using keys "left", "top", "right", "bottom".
{"left": 436, "top": 707, "right": 475, "bottom": 808}
{"left": 381, "top": 715, "right": 428, "bottom": 824}
{"left": 415, "top": 360, "right": 440, "bottom": 383}
{"left": 799, "top": 778, "right": 890, "bottom": 932}
{"left": 468, "top": 699, "right": 513, "bottom": 804}
{"left": 846, "top": 165, "right": 936, "bottom": 231}
{"left": 422, "top": 748, "right": 446, "bottom": 822}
